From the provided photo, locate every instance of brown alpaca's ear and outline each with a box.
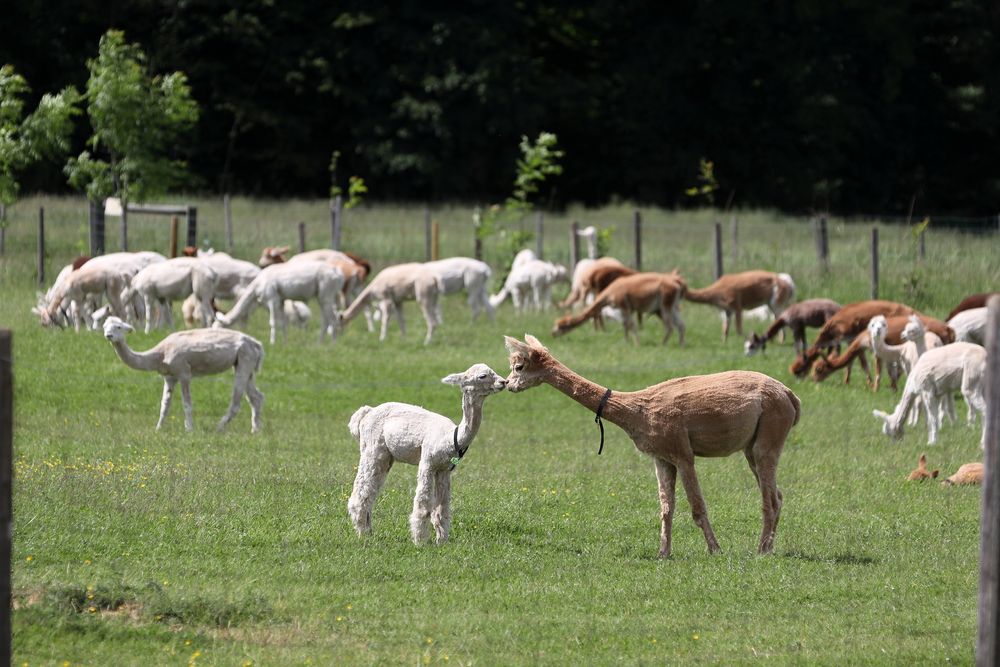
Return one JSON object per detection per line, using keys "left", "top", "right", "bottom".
{"left": 524, "top": 334, "right": 549, "bottom": 352}
{"left": 931, "top": 469, "right": 939, "bottom": 478}
{"left": 504, "top": 335, "right": 530, "bottom": 355}
{"left": 918, "top": 454, "right": 927, "bottom": 469}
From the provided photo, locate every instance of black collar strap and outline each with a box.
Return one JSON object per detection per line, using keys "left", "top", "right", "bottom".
{"left": 449, "top": 427, "right": 465, "bottom": 471}
{"left": 595, "top": 387, "right": 613, "bottom": 455}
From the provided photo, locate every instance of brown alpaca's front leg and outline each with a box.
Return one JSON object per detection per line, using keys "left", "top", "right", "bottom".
{"left": 654, "top": 458, "right": 677, "bottom": 558}
{"left": 677, "top": 459, "right": 721, "bottom": 554}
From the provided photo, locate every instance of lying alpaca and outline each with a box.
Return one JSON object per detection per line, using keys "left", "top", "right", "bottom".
{"left": 505, "top": 334, "right": 800, "bottom": 557}
{"left": 425, "top": 257, "right": 495, "bottom": 322}
{"left": 948, "top": 307, "right": 988, "bottom": 344}
{"left": 942, "top": 462, "right": 984, "bottom": 486}
{"left": 907, "top": 454, "right": 939, "bottom": 481}
{"left": 490, "top": 259, "right": 569, "bottom": 312}
{"left": 103, "top": 316, "right": 264, "bottom": 433}
{"left": 551, "top": 271, "right": 686, "bottom": 345}
{"left": 347, "top": 363, "right": 507, "bottom": 544}
{"left": 685, "top": 270, "right": 796, "bottom": 341}
{"left": 745, "top": 298, "right": 842, "bottom": 357}
{"left": 340, "top": 263, "right": 443, "bottom": 344}
{"left": 872, "top": 342, "right": 987, "bottom": 447}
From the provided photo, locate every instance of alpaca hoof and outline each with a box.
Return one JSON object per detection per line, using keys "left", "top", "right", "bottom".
{"left": 657, "top": 550, "right": 672, "bottom": 560}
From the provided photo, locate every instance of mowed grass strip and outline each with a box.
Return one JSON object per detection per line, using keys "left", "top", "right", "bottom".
{"left": 1, "top": 198, "right": 994, "bottom": 664}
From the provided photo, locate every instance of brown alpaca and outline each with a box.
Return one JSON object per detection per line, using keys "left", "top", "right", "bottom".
{"left": 942, "top": 462, "right": 983, "bottom": 486}
{"left": 551, "top": 272, "right": 686, "bottom": 345}
{"left": 504, "top": 334, "right": 801, "bottom": 557}
{"left": 560, "top": 257, "right": 636, "bottom": 310}
{"left": 685, "top": 270, "right": 795, "bottom": 341}
{"left": 745, "top": 298, "right": 842, "bottom": 356}
{"left": 947, "top": 292, "right": 998, "bottom": 321}
{"left": 907, "top": 454, "right": 939, "bottom": 481}
{"left": 790, "top": 300, "right": 916, "bottom": 377}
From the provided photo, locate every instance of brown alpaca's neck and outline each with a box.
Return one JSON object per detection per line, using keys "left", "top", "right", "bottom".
{"left": 540, "top": 357, "right": 637, "bottom": 431}
{"left": 825, "top": 336, "right": 867, "bottom": 369}
{"left": 110, "top": 339, "right": 162, "bottom": 372}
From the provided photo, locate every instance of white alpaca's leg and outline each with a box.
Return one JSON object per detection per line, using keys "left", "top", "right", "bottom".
{"left": 431, "top": 470, "right": 452, "bottom": 544}
{"left": 378, "top": 300, "right": 392, "bottom": 341}
{"left": 923, "top": 391, "right": 940, "bottom": 444}
{"left": 672, "top": 303, "right": 686, "bottom": 346}
{"left": 244, "top": 376, "right": 264, "bottom": 433}
{"left": 942, "top": 393, "right": 957, "bottom": 425}
{"left": 348, "top": 447, "right": 393, "bottom": 535}
{"left": 218, "top": 365, "right": 251, "bottom": 431}
{"left": 163, "top": 300, "right": 175, "bottom": 331}
{"left": 144, "top": 295, "right": 155, "bottom": 334}
{"left": 394, "top": 301, "right": 407, "bottom": 338}
{"left": 418, "top": 298, "right": 437, "bottom": 345}
{"left": 267, "top": 299, "right": 279, "bottom": 345}
{"left": 156, "top": 377, "right": 177, "bottom": 430}
{"left": 180, "top": 379, "right": 194, "bottom": 431}
{"left": 410, "top": 463, "right": 436, "bottom": 544}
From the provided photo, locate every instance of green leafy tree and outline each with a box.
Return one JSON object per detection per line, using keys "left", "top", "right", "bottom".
{"left": 329, "top": 150, "right": 368, "bottom": 209}
{"left": 65, "top": 30, "right": 198, "bottom": 212}
{"left": 0, "top": 64, "right": 79, "bottom": 221}
{"left": 685, "top": 158, "right": 719, "bottom": 207}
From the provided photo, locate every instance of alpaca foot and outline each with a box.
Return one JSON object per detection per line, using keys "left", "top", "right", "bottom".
{"left": 410, "top": 512, "right": 430, "bottom": 544}
{"left": 657, "top": 548, "right": 672, "bottom": 559}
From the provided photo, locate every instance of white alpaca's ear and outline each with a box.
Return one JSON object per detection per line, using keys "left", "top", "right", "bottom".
{"left": 524, "top": 334, "right": 548, "bottom": 351}
{"left": 441, "top": 373, "right": 464, "bottom": 386}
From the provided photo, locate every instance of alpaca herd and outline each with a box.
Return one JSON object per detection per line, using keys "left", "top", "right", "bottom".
{"left": 34, "top": 238, "right": 994, "bottom": 557}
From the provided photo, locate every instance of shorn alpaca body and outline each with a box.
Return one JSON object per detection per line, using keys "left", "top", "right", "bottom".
{"left": 425, "top": 257, "right": 495, "bottom": 322}
{"left": 790, "top": 300, "right": 916, "bottom": 377}
{"left": 685, "top": 270, "right": 796, "bottom": 341}
{"left": 124, "top": 258, "right": 219, "bottom": 333}
{"left": 943, "top": 462, "right": 984, "bottom": 486}
{"left": 872, "top": 342, "right": 987, "bottom": 447}
{"left": 551, "top": 272, "right": 686, "bottom": 345}
{"left": 560, "top": 257, "right": 634, "bottom": 310}
{"left": 181, "top": 252, "right": 262, "bottom": 325}
{"left": 745, "top": 298, "right": 841, "bottom": 356}
{"left": 490, "top": 259, "right": 569, "bottom": 312}
{"left": 347, "top": 364, "right": 507, "bottom": 544}
{"left": 39, "top": 262, "right": 130, "bottom": 331}
{"left": 216, "top": 261, "right": 343, "bottom": 344}
{"left": 947, "top": 293, "right": 998, "bottom": 321}
{"left": 948, "top": 307, "right": 988, "bottom": 344}
{"left": 102, "top": 317, "right": 264, "bottom": 433}
{"left": 340, "top": 263, "right": 443, "bottom": 344}
{"left": 505, "top": 335, "right": 800, "bottom": 557}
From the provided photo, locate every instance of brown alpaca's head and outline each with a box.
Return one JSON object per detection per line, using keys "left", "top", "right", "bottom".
{"left": 551, "top": 315, "right": 575, "bottom": 337}
{"left": 258, "top": 246, "right": 290, "bottom": 268}
{"left": 504, "top": 334, "right": 551, "bottom": 392}
{"left": 790, "top": 354, "right": 812, "bottom": 378}
{"left": 810, "top": 357, "right": 833, "bottom": 382}
{"left": 907, "top": 454, "right": 939, "bottom": 482}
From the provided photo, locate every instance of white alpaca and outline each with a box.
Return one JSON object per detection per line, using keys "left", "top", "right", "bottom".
{"left": 894, "top": 314, "right": 949, "bottom": 425}
{"left": 948, "top": 307, "right": 988, "bottom": 344}
{"left": 576, "top": 225, "right": 599, "bottom": 259}
{"left": 867, "top": 314, "right": 944, "bottom": 390}
{"left": 122, "top": 258, "right": 219, "bottom": 333}
{"left": 340, "top": 263, "right": 443, "bottom": 344}
{"left": 872, "top": 342, "right": 987, "bottom": 447}
{"left": 511, "top": 248, "right": 537, "bottom": 269}
{"left": 102, "top": 316, "right": 265, "bottom": 433}
{"left": 425, "top": 257, "right": 495, "bottom": 322}
{"left": 489, "top": 259, "right": 569, "bottom": 312}
{"left": 38, "top": 262, "right": 131, "bottom": 331}
{"left": 347, "top": 363, "right": 507, "bottom": 544}
{"left": 215, "top": 261, "right": 343, "bottom": 344}
{"left": 181, "top": 252, "right": 261, "bottom": 325}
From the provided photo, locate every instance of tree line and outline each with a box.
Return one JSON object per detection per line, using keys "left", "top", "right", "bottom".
{"left": 3, "top": 1, "right": 999, "bottom": 214}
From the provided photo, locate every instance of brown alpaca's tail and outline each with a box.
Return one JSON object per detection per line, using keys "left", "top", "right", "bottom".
{"left": 785, "top": 387, "right": 802, "bottom": 426}
{"left": 683, "top": 286, "right": 716, "bottom": 304}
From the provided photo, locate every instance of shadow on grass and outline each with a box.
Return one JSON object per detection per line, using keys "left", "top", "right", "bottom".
{"left": 782, "top": 550, "right": 878, "bottom": 566}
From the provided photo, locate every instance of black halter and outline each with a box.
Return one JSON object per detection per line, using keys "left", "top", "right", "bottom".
{"left": 595, "top": 387, "right": 613, "bottom": 455}
{"left": 449, "top": 427, "right": 466, "bottom": 471}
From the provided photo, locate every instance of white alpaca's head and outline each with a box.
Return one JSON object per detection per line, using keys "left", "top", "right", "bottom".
{"left": 103, "top": 316, "right": 134, "bottom": 343}
{"left": 551, "top": 264, "right": 570, "bottom": 283}
{"left": 901, "top": 315, "right": 924, "bottom": 343}
{"left": 872, "top": 408, "right": 902, "bottom": 439}
{"left": 867, "top": 314, "right": 888, "bottom": 343}
{"left": 442, "top": 363, "right": 507, "bottom": 397}
{"left": 504, "top": 334, "right": 550, "bottom": 392}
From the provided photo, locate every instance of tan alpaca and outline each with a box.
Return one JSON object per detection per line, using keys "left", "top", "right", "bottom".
{"left": 942, "top": 463, "right": 984, "bottom": 486}
{"left": 504, "top": 334, "right": 800, "bottom": 557}
{"left": 684, "top": 270, "right": 795, "bottom": 340}
{"left": 560, "top": 257, "right": 635, "bottom": 310}
{"left": 551, "top": 272, "right": 686, "bottom": 345}
{"left": 790, "top": 300, "right": 917, "bottom": 377}
{"left": 907, "top": 454, "right": 939, "bottom": 481}
{"left": 340, "top": 263, "right": 443, "bottom": 344}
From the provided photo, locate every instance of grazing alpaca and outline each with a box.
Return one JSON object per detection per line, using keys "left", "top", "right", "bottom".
{"left": 489, "top": 259, "right": 569, "bottom": 312}
{"left": 38, "top": 263, "right": 130, "bottom": 331}
{"left": 123, "top": 258, "right": 219, "bottom": 333}
{"left": 948, "top": 307, "right": 988, "bottom": 344}
{"left": 181, "top": 252, "right": 262, "bottom": 326}
{"left": 745, "top": 298, "right": 842, "bottom": 356}
{"left": 340, "top": 263, "right": 443, "bottom": 344}
{"left": 259, "top": 245, "right": 346, "bottom": 267}
{"left": 215, "top": 261, "right": 343, "bottom": 344}
{"left": 347, "top": 364, "right": 507, "bottom": 544}
{"left": 942, "top": 462, "right": 984, "bottom": 486}
{"left": 790, "top": 300, "right": 917, "bottom": 377}
{"left": 560, "top": 257, "right": 634, "bottom": 310}
{"left": 504, "top": 334, "right": 800, "bottom": 557}
{"left": 907, "top": 454, "right": 939, "bottom": 481}
{"left": 947, "top": 293, "right": 998, "bottom": 321}
{"left": 872, "top": 342, "right": 987, "bottom": 447}
{"left": 684, "top": 270, "right": 796, "bottom": 341}
{"left": 425, "top": 257, "right": 495, "bottom": 322}
{"left": 551, "top": 272, "right": 686, "bottom": 345}
{"left": 102, "top": 316, "right": 264, "bottom": 433}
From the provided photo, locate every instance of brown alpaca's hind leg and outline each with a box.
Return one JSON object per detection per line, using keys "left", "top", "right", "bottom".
{"left": 654, "top": 458, "right": 677, "bottom": 558}
{"left": 749, "top": 415, "right": 792, "bottom": 554}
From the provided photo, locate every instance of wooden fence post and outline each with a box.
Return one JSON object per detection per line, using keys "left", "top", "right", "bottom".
{"left": 298, "top": 222, "right": 307, "bottom": 254}
{"left": 37, "top": 207, "right": 45, "bottom": 287}
{"left": 535, "top": 212, "right": 544, "bottom": 260}
{"left": 431, "top": 221, "right": 440, "bottom": 261}
{"left": 89, "top": 199, "right": 105, "bottom": 256}
{"left": 730, "top": 214, "right": 738, "bottom": 267}
{"left": 186, "top": 206, "right": 197, "bottom": 249}
{"left": 713, "top": 222, "right": 723, "bottom": 280}
{"left": 331, "top": 196, "right": 343, "bottom": 250}
{"left": 0, "top": 203, "right": 6, "bottom": 256}
{"left": 168, "top": 216, "right": 179, "bottom": 258}
{"left": 870, "top": 227, "right": 879, "bottom": 300}
{"left": 424, "top": 208, "right": 432, "bottom": 262}
{"left": 224, "top": 193, "right": 233, "bottom": 253}
{"left": 0, "top": 330, "right": 12, "bottom": 667}
{"left": 570, "top": 221, "right": 580, "bottom": 268}
{"left": 978, "top": 295, "right": 1000, "bottom": 666}
{"left": 815, "top": 216, "right": 829, "bottom": 273}
{"left": 120, "top": 205, "right": 128, "bottom": 252}
{"left": 633, "top": 210, "right": 642, "bottom": 271}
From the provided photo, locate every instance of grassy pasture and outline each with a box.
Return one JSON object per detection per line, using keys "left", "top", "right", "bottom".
{"left": 1, "top": 196, "right": 997, "bottom": 665}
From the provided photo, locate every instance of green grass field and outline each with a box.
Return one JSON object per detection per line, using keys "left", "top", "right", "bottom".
{"left": 1, "top": 196, "right": 997, "bottom": 665}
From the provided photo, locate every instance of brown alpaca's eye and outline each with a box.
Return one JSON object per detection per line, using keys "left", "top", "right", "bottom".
{"left": 514, "top": 363, "right": 524, "bottom": 371}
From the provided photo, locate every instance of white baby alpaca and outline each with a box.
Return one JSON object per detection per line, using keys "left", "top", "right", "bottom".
{"left": 347, "top": 363, "right": 506, "bottom": 545}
